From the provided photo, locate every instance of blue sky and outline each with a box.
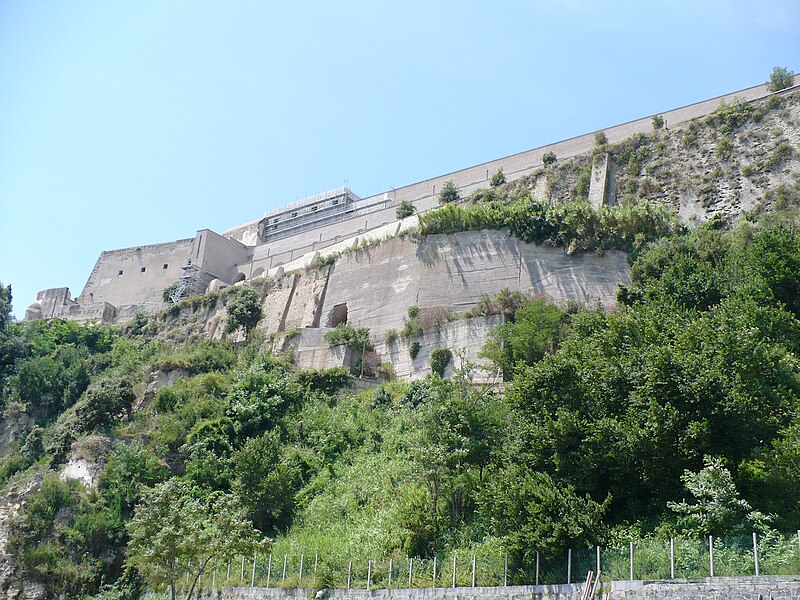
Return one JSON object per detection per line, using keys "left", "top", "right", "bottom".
{"left": 1, "top": 1, "right": 798, "bottom": 318}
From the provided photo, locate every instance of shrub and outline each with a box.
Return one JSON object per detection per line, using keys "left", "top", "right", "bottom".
{"left": 542, "top": 151, "right": 557, "bottom": 166}
{"left": 575, "top": 165, "right": 592, "bottom": 198}
{"left": 715, "top": 138, "right": 734, "bottom": 160}
{"left": 765, "top": 143, "right": 794, "bottom": 171}
{"left": 384, "top": 328, "right": 399, "bottom": 344}
{"left": 594, "top": 130, "right": 607, "bottom": 146}
{"left": 490, "top": 168, "right": 506, "bottom": 187}
{"left": 742, "top": 163, "right": 756, "bottom": 178}
{"left": 767, "top": 66, "right": 795, "bottom": 92}
{"left": 401, "top": 318, "right": 423, "bottom": 339}
{"left": 324, "top": 323, "right": 374, "bottom": 352}
{"left": 429, "top": 347, "right": 452, "bottom": 377}
{"left": 407, "top": 305, "right": 419, "bottom": 318}
{"left": 162, "top": 282, "right": 182, "bottom": 304}
{"left": 395, "top": 200, "right": 415, "bottom": 219}
{"left": 710, "top": 97, "right": 753, "bottom": 134}
{"left": 225, "top": 287, "right": 262, "bottom": 335}
{"left": 651, "top": 114, "right": 665, "bottom": 130}
{"left": 409, "top": 341, "right": 421, "bottom": 360}
{"left": 438, "top": 180, "right": 460, "bottom": 204}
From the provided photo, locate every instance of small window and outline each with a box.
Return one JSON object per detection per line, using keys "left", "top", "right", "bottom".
{"left": 291, "top": 212, "right": 298, "bottom": 218}
{"left": 118, "top": 270, "right": 123, "bottom": 276}
{"left": 332, "top": 199, "right": 339, "bottom": 205}
{"left": 311, "top": 205, "right": 318, "bottom": 211}
{"left": 140, "top": 267, "right": 146, "bottom": 273}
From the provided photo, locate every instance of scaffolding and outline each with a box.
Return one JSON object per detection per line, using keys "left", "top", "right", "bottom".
{"left": 168, "top": 261, "right": 209, "bottom": 303}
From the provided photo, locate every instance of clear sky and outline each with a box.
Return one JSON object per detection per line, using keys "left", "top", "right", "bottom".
{"left": 1, "top": 1, "right": 798, "bottom": 319}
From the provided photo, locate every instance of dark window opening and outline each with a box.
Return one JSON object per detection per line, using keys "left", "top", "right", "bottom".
{"left": 329, "top": 303, "right": 348, "bottom": 327}
{"left": 118, "top": 270, "right": 123, "bottom": 276}
{"left": 140, "top": 267, "right": 146, "bottom": 273}
{"left": 163, "top": 263, "right": 168, "bottom": 269}
{"left": 233, "top": 272, "right": 246, "bottom": 283}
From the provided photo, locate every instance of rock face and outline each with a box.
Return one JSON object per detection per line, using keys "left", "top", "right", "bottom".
{"left": 0, "top": 473, "right": 44, "bottom": 600}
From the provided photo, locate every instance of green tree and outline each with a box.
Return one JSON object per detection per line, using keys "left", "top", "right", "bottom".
{"left": 490, "top": 168, "right": 506, "bottom": 187}
{"left": 126, "top": 479, "right": 258, "bottom": 600}
{"left": 479, "top": 465, "right": 609, "bottom": 562}
{"left": 668, "top": 456, "right": 772, "bottom": 536}
{"left": 438, "top": 180, "right": 460, "bottom": 204}
{"left": 0, "top": 282, "right": 11, "bottom": 331}
{"left": 767, "top": 66, "right": 795, "bottom": 92}
{"left": 542, "top": 151, "right": 557, "bottom": 166}
{"left": 225, "top": 287, "right": 262, "bottom": 337}
{"left": 99, "top": 441, "right": 169, "bottom": 521}
{"left": 232, "top": 432, "right": 310, "bottom": 533}
{"left": 395, "top": 200, "right": 415, "bottom": 219}
{"left": 651, "top": 114, "right": 665, "bottom": 130}
{"left": 429, "top": 347, "right": 452, "bottom": 377}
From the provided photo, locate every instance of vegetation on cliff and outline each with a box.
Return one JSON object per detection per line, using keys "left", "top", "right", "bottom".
{"left": 4, "top": 207, "right": 800, "bottom": 597}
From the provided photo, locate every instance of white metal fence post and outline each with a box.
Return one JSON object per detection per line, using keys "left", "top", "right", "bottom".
{"left": 409, "top": 558, "right": 413, "bottom": 587}
{"left": 299, "top": 554, "right": 304, "bottom": 583}
{"left": 452, "top": 555, "right": 457, "bottom": 588}
{"left": 471, "top": 554, "right": 476, "bottom": 588}
{"left": 670, "top": 539, "right": 674, "bottom": 579}
{"left": 629, "top": 542, "right": 634, "bottom": 581}
{"left": 367, "top": 560, "right": 372, "bottom": 590}
{"left": 535, "top": 551, "right": 540, "bottom": 586}
{"left": 504, "top": 552, "right": 508, "bottom": 586}
{"left": 432, "top": 557, "right": 437, "bottom": 589}
{"left": 567, "top": 548, "right": 572, "bottom": 584}
{"left": 251, "top": 554, "right": 256, "bottom": 587}
{"left": 753, "top": 532, "right": 760, "bottom": 576}
{"left": 389, "top": 558, "right": 393, "bottom": 589}
{"left": 596, "top": 545, "right": 600, "bottom": 576}
{"left": 709, "top": 535, "right": 714, "bottom": 577}
{"left": 267, "top": 555, "right": 272, "bottom": 587}
{"left": 347, "top": 561, "right": 352, "bottom": 590}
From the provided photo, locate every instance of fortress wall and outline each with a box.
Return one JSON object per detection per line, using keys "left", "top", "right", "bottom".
{"left": 378, "top": 315, "right": 503, "bottom": 381}
{"left": 78, "top": 238, "right": 194, "bottom": 308}
{"left": 319, "top": 230, "right": 630, "bottom": 339}
{"left": 225, "top": 83, "right": 780, "bottom": 273}
{"left": 194, "top": 229, "right": 249, "bottom": 283}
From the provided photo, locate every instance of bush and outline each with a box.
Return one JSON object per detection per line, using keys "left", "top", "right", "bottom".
{"left": 715, "top": 138, "right": 734, "bottom": 160}
{"left": 765, "top": 143, "right": 794, "bottom": 171}
{"left": 651, "top": 114, "right": 665, "bottom": 130}
{"left": 225, "top": 286, "right": 262, "bottom": 335}
{"left": 396, "top": 200, "right": 415, "bottom": 219}
{"left": 409, "top": 341, "right": 421, "bottom": 360}
{"left": 324, "top": 323, "right": 374, "bottom": 352}
{"left": 429, "top": 348, "right": 452, "bottom": 377}
{"left": 490, "top": 168, "right": 506, "bottom": 187}
{"left": 594, "top": 130, "right": 607, "bottom": 146}
{"left": 438, "top": 180, "right": 460, "bottom": 204}
{"left": 384, "top": 328, "right": 399, "bottom": 344}
{"left": 767, "top": 66, "right": 795, "bottom": 92}
{"left": 407, "top": 305, "right": 419, "bottom": 318}
{"left": 542, "top": 151, "right": 557, "bottom": 166}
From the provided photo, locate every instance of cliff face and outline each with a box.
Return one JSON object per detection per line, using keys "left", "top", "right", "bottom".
{"left": 509, "top": 89, "right": 800, "bottom": 223}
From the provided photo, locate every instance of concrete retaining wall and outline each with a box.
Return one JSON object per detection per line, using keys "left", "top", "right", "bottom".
{"left": 186, "top": 577, "right": 800, "bottom": 600}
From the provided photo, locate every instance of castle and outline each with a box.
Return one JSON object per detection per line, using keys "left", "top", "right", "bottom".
{"left": 24, "top": 80, "right": 797, "bottom": 375}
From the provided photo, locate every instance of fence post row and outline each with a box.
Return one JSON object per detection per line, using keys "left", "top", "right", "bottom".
{"left": 192, "top": 533, "right": 800, "bottom": 594}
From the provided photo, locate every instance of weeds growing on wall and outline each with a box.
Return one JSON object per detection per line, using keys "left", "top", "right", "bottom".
{"left": 418, "top": 195, "right": 682, "bottom": 254}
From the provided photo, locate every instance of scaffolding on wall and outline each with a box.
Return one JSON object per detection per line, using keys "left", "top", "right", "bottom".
{"left": 167, "top": 261, "right": 210, "bottom": 303}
